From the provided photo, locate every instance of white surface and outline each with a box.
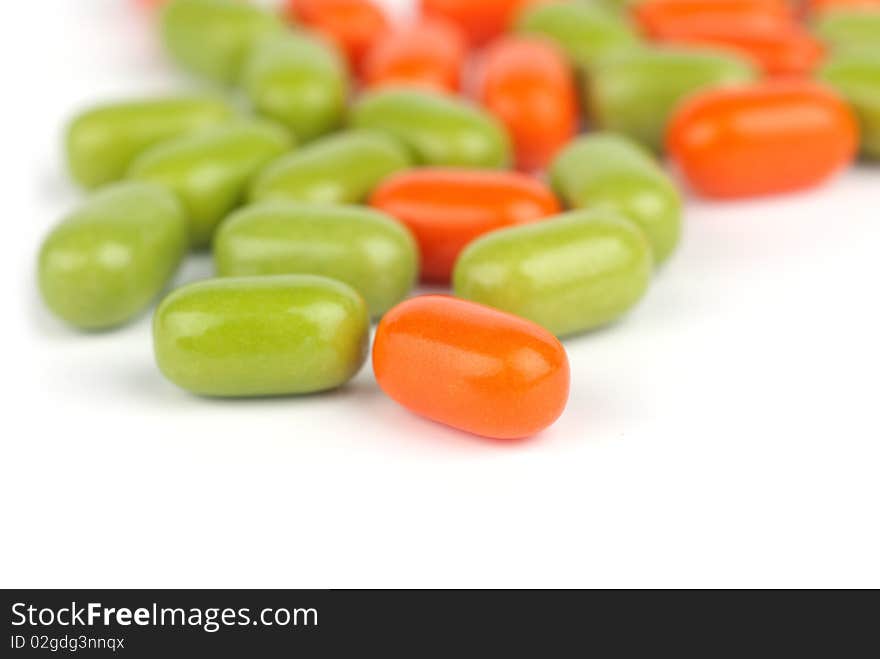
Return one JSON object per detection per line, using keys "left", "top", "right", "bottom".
{"left": 1, "top": 0, "right": 879, "bottom": 589}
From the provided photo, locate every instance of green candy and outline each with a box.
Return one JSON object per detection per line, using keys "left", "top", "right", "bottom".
{"left": 241, "top": 32, "right": 348, "bottom": 143}
{"left": 153, "top": 275, "right": 369, "bottom": 397}
{"left": 350, "top": 89, "right": 512, "bottom": 169}
{"left": 127, "top": 120, "right": 292, "bottom": 247}
{"left": 65, "top": 96, "right": 234, "bottom": 189}
{"left": 551, "top": 133, "right": 682, "bottom": 264}
{"left": 38, "top": 182, "right": 187, "bottom": 330}
{"left": 812, "top": 10, "right": 880, "bottom": 53}
{"left": 516, "top": 1, "right": 638, "bottom": 70}
{"left": 161, "top": 0, "right": 284, "bottom": 84}
{"left": 819, "top": 52, "right": 880, "bottom": 159}
{"left": 249, "top": 131, "right": 411, "bottom": 204}
{"left": 214, "top": 202, "right": 418, "bottom": 318}
{"left": 589, "top": 46, "right": 756, "bottom": 152}
{"left": 453, "top": 209, "right": 653, "bottom": 337}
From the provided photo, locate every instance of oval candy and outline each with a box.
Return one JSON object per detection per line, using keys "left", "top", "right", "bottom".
{"left": 373, "top": 296, "right": 570, "bottom": 439}
{"left": 153, "top": 275, "right": 369, "bottom": 397}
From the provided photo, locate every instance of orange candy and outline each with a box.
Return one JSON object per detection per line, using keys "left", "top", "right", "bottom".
{"left": 634, "top": 0, "right": 795, "bottom": 37}
{"left": 652, "top": 24, "right": 825, "bottom": 77}
{"left": 370, "top": 169, "right": 561, "bottom": 283}
{"left": 373, "top": 296, "right": 570, "bottom": 440}
{"left": 667, "top": 81, "right": 859, "bottom": 198}
{"left": 362, "top": 19, "right": 467, "bottom": 93}
{"left": 477, "top": 37, "right": 579, "bottom": 172}
{"left": 419, "top": 0, "right": 545, "bottom": 46}
{"left": 284, "top": 0, "right": 391, "bottom": 72}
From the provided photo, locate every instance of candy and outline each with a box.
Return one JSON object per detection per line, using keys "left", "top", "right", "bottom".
{"left": 667, "top": 81, "right": 859, "bottom": 198}
{"left": 371, "top": 169, "right": 560, "bottom": 282}
{"left": 38, "top": 182, "right": 187, "bottom": 330}
{"left": 477, "top": 37, "right": 579, "bottom": 172}
{"left": 241, "top": 33, "right": 347, "bottom": 143}
{"left": 373, "top": 296, "right": 570, "bottom": 439}
{"left": 454, "top": 209, "right": 653, "bottom": 337}
{"left": 350, "top": 88, "right": 512, "bottom": 168}
{"left": 551, "top": 133, "right": 682, "bottom": 264}
{"left": 214, "top": 202, "right": 418, "bottom": 317}
{"left": 249, "top": 130, "right": 411, "bottom": 205}
{"left": 362, "top": 19, "right": 467, "bottom": 93}
{"left": 284, "top": 0, "right": 391, "bottom": 72}
{"left": 153, "top": 275, "right": 369, "bottom": 397}
{"left": 127, "top": 120, "right": 292, "bottom": 247}
{"left": 161, "top": 0, "right": 283, "bottom": 84}
{"left": 589, "top": 46, "right": 757, "bottom": 151}
{"left": 65, "top": 96, "right": 234, "bottom": 189}
{"left": 515, "top": 1, "right": 638, "bottom": 70}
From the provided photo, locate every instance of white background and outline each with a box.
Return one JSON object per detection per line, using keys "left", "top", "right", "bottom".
{"left": 1, "top": 0, "right": 878, "bottom": 588}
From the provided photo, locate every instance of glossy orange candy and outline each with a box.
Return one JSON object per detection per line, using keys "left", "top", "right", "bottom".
{"left": 634, "top": 0, "right": 794, "bottom": 37}
{"left": 667, "top": 81, "right": 859, "bottom": 198}
{"left": 419, "top": 0, "right": 544, "bottom": 46}
{"left": 362, "top": 19, "right": 467, "bottom": 93}
{"left": 478, "top": 37, "right": 579, "bottom": 172}
{"left": 370, "top": 169, "right": 561, "bottom": 283}
{"left": 284, "top": 0, "right": 391, "bottom": 72}
{"left": 373, "top": 296, "right": 570, "bottom": 440}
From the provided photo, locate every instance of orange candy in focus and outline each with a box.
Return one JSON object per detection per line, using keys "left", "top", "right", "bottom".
{"left": 478, "top": 37, "right": 579, "bottom": 171}
{"left": 362, "top": 19, "right": 467, "bottom": 92}
{"left": 370, "top": 169, "right": 561, "bottom": 283}
{"left": 373, "top": 296, "right": 570, "bottom": 440}
{"left": 419, "top": 0, "right": 545, "bottom": 46}
{"left": 667, "top": 81, "right": 859, "bottom": 198}
{"left": 285, "top": 0, "right": 391, "bottom": 72}
{"left": 634, "top": 0, "right": 795, "bottom": 37}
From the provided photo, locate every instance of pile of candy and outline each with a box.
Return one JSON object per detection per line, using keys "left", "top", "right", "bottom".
{"left": 38, "top": 0, "right": 880, "bottom": 439}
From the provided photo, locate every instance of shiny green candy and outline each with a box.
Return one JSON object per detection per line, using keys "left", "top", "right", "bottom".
{"left": 161, "top": 0, "right": 284, "bottom": 84}
{"left": 350, "top": 89, "right": 512, "bottom": 169}
{"left": 818, "top": 52, "right": 880, "bottom": 159}
{"left": 454, "top": 209, "right": 653, "bottom": 337}
{"left": 551, "top": 133, "right": 682, "bottom": 264}
{"left": 127, "top": 119, "right": 292, "bottom": 247}
{"left": 38, "top": 182, "right": 187, "bottom": 330}
{"left": 589, "top": 46, "right": 756, "bottom": 152}
{"left": 515, "top": 1, "right": 638, "bottom": 70}
{"left": 249, "top": 131, "right": 411, "bottom": 205}
{"left": 214, "top": 202, "right": 418, "bottom": 318}
{"left": 153, "top": 275, "right": 369, "bottom": 397}
{"left": 65, "top": 96, "right": 234, "bottom": 189}
{"left": 241, "top": 32, "right": 348, "bottom": 143}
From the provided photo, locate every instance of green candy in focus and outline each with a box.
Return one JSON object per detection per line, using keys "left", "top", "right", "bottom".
{"left": 551, "top": 133, "right": 682, "bottom": 264}
{"left": 589, "top": 46, "right": 756, "bottom": 152}
{"left": 812, "top": 10, "right": 880, "bottom": 53}
{"left": 214, "top": 202, "right": 418, "bottom": 318}
{"left": 161, "top": 0, "right": 284, "bottom": 84}
{"left": 241, "top": 32, "right": 348, "bottom": 142}
{"left": 453, "top": 209, "right": 653, "bottom": 337}
{"left": 65, "top": 96, "right": 234, "bottom": 189}
{"left": 350, "top": 89, "right": 512, "bottom": 169}
{"left": 38, "top": 182, "right": 187, "bottom": 330}
{"left": 249, "top": 131, "right": 411, "bottom": 204}
{"left": 515, "top": 1, "right": 638, "bottom": 70}
{"left": 819, "top": 52, "right": 880, "bottom": 159}
{"left": 127, "top": 120, "right": 292, "bottom": 247}
{"left": 153, "top": 275, "right": 369, "bottom": 397}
